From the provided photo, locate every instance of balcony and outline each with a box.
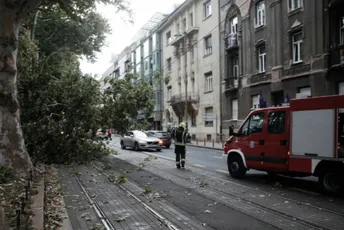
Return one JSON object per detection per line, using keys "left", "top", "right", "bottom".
{"left": 170, "top": 92, "right": 200, "bottom": 118}
{"left": 248, "top": 73, "right": 272, "bottom": 86}
{"left": 170, "top": 92, "right": 200, "bottom": 105}
{"left": 225, "top": 34, "right": 239, "bottom": 51}
{"left": 170, "top": 27, "right": 199, "bottom": 47}
{"left": 224, "top": 79, "right": 239, "bottom": 92}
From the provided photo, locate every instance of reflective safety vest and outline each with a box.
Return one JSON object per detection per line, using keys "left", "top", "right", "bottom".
{"left": 174, "top": 128, "right": 187, "bottom": 146}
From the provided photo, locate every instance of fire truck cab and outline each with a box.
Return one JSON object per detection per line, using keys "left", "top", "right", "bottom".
{"left": 223, "top": 95, "right": 344, "bottom": 195}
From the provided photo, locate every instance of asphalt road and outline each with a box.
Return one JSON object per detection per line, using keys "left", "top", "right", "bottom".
{"left": 104, "top": 141, "right": 344, "bottom": 230}
{"left": 110, "top": 136, "right": 336, "bottom": 199}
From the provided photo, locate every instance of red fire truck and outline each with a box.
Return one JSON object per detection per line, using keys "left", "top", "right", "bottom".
{"left": 223, "top": 94, "right": 344, "bottom": 195}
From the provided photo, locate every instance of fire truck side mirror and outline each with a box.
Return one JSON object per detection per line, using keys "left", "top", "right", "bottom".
{"left": 229, "top": 125, "right": 234, "bottom": 136}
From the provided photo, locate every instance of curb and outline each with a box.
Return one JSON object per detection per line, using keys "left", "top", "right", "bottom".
{"left": 31, "top": 177, "right": 45, "bottom": 230}
{"left": 188, "top": 144, "right": 223, "bottom": 151}
{"left": 57, "top": 196, "right": 73, "bottom": 230}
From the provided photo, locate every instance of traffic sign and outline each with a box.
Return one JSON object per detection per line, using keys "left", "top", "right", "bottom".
{"left": 203, "top": 113, "right": 216, "bottom": 121}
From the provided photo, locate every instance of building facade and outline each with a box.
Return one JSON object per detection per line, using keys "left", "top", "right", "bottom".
{"left": 220, "top": 0, "right": 344, "bottom": 138}
{"left": 159, "top": 0, "right": 222, "bottom": 141}
{"left": 131, "top": 13, "right": 166, "bottom": 129}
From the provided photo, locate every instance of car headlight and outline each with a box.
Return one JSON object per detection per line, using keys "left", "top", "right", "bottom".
{"left": 159, "top": 140, "right": 163, "bottom": 145}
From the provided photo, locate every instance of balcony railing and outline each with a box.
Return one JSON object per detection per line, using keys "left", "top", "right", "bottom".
{"left": 224, "top": 34, "right": 238, "bottom": 50}
{"left": 170, "top": 92, "right": 200, "bottom": 104}
{"left": 225, "top": 79, "right": 239, "bottom": 91}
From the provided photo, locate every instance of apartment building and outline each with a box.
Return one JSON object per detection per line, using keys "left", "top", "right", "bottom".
{"left": 326, "top": 0, "right": 344, "bottom": 94}
{"left": 159, "top": 0, "right": 222, "bottom": 141}
{"left": 131, "top": 13, "right": 166, "bottom": 129}
{"left": 220, "top": 0, "right": 344, "bottom": 138}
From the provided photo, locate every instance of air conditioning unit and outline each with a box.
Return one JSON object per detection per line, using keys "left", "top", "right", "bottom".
{"left": 295, "top": 93, "right": 310, "bottom": 99}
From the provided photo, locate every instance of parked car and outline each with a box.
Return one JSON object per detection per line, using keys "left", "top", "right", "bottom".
{"left": 120, "top": 130, "right": 163, "bottom": 151}
{"left": 96, "top": 129, "right": 108, "bottom": 140}
{"left": 146, "top": 130, "right": 172, "bottom": 148}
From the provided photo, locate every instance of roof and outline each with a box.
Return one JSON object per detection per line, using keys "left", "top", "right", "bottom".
{"left": 131, "top": 12, "right": 167, "bottom": 43}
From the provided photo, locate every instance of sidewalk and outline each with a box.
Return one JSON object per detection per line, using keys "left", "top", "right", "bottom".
{"left": 188, "top": 140, "right": 223, "bottom": 150}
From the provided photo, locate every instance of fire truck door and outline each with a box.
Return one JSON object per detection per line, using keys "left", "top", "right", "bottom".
{"left": 264, "top": 110, "right": 289, "bottom": 171}
{"left": 236, "top": 111, "right": 266, "bottom": 169}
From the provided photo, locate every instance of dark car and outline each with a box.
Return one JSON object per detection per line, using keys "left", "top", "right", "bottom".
{"left": 146, "top": 130, "right": 172, "bottom": 148}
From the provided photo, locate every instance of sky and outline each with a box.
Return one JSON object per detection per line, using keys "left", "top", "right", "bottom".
{"left": 79, "top": 0, "right": 186, "bottom": 77}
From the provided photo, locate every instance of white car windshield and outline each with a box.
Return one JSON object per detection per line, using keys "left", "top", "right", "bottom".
{"left": 133, "top": 131, "right": 148, "bottom": 138}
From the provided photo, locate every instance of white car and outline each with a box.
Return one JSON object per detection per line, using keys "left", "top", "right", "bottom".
{"left": 120, "top": 130, "right": 163, "bottom": 151}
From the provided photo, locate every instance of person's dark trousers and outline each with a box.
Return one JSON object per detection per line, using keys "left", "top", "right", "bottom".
{"left": 175, "top": 145, "right": 186, "bottom": 168}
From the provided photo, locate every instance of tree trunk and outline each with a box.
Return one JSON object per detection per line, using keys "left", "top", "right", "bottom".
{"left": 0, "top": 5, "right": 33, "bottom": 174}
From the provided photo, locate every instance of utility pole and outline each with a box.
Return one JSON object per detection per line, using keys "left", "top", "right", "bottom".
{"left": 183, "top": 33, "right": 188, "bottom": 128}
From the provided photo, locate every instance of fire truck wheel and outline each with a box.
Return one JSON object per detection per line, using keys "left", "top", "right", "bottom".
{"left": 228, "top": 155, "right": 246, "bottom": 178}
{"left": 319, "top": 171, "right": 342, "bottom": 196}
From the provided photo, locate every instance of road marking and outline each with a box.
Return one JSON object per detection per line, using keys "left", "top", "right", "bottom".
{"left": 216, "top": 169, "right": 228, "bottom": 174}
{"left": 212, "top": 156, "right": 223, "bottom": 159}
{"left": 142, "top": 152, "right": 175, "bottom": 161}
{"left": 193, "top": 164, "right": 206, "bottom": 168}
{"left": 289, "top": 187, "right": 321, "bottom": 196}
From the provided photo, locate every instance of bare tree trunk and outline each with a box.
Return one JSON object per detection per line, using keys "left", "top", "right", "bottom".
{"left": 0, "top": 205, "right": 8, "bottom": 229}
{"left": 0, "top": 5, "right": 33, "bottom": 174}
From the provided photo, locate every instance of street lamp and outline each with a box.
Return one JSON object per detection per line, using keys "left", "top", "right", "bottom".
{"left": 175, "top": 32, "right": 188, "bottom": 128}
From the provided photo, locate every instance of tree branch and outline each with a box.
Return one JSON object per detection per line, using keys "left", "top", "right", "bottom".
{"left": 17, "top": 0, "right": 42, "bottom": 22}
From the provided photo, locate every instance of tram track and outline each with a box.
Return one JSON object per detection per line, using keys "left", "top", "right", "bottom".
{"left": 73, "top": 163, "right": 181, "bottom": 230}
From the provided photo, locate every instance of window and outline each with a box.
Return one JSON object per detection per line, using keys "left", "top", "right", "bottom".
{"left": 191, "top": 111, "right": 196, "bottom": 127}
{"left": 166, "top": 31, "right": 171, "bottom": 45}
{"left": 189, "top": 12, "right": 194, "bottom": 27}
{"left": 292, "top": 32, "right": 303, "bottom": 63}
{"left": 256, "top": 1, "right": 265, "bottom": 27}
{"left": 183, "top": 18, "right": 186, "bottom": 32}
{"left": 136, "top": 63, "right": 141, "bottom": 74}
{"left": 204, "top": 35, "right": 212, "bottom": 55}
{"left": 204, "top": 1, "right": 212, "bottom": 18}
{"left": 252, "top": 95, "right": 259, "bottom": 109}
{"left": 268, "top": 111, "right": 286, "bottom": 134}
{"left": 167, "top": 86, "right": 172, "bottom": 101}
{"left": 167, "top": 58, "right": 172, "bottom": 71}
{"left": 233, "top": 57, "right": 239, "bottom": 78}
{"left": 340, "top": 17, "right": 344, "bottom": 45}
{"left": 136, "top": 46, "right": 141, "bottom": 63}
{"left": 257, "top": 45, "right": 266, "bottom": 73}
{"left": 176, "top": 22, "right": 180, "bottom": 34}
{"left": 156, "top": 91, "right": 161, "bottom": 105}
{"left": 289, "top": 0, "right": 301, "bottom": 11}
{"left": 131, "top": 52, "right": 135, "bottom": 64}
{"left": 239, "top": 112, "right": 264, "bottom": 136}
{"left": 143, "top": 40, "right": 149, "bottom": 57}
{"left": 191, "top": 47, "right": 195, "bottom": 61}
{"left": 144, "top": 60, "right": 148, "bottom": 70}
{"left": 204, "top": 107, "right": 214, "bottom": 127}
{"left": 230, "top": 17, "right": 238, "bottom": 35}
{"left": 232, "top": 99, "right": 238, "bottom": 120}
{"left": 152, "top": 33, "right": 156, "bottom": 51}
{"left": 339, "top": 82, "right": 344, "bottom": 95}
{"left": 205, "top": 72, "right": 213, "bottom": 92}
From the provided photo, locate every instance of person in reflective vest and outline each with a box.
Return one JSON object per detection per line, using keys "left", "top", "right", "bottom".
{"left": 174, "top": 122, "right": 188, "bottom": 169}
